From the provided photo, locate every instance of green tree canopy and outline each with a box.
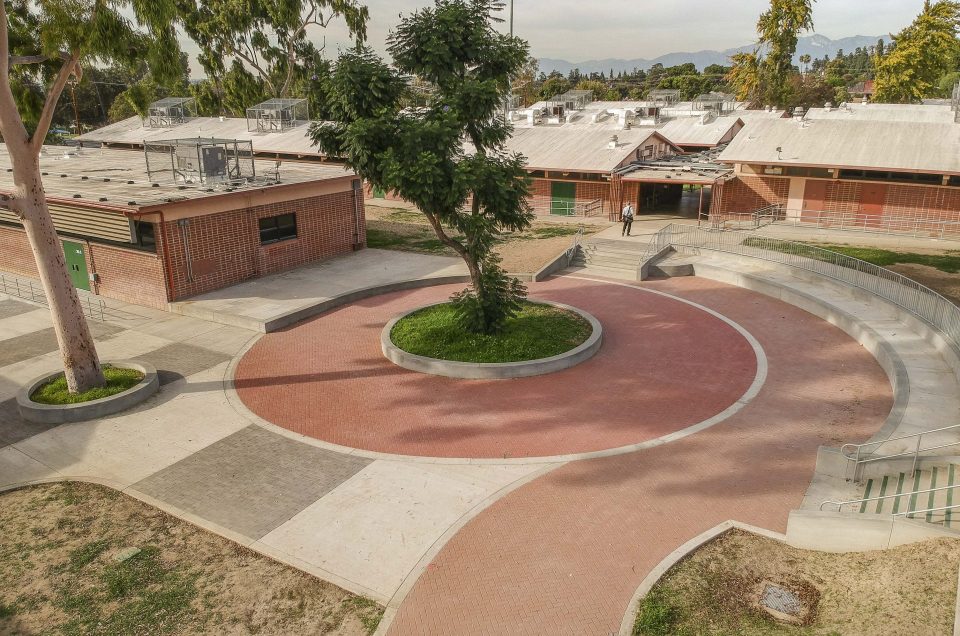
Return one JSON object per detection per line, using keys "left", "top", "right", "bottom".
{"left": 312, "top": 0, "right": 533, "bottom": 334}
{"left": 177, "top": 0, "right": 368, "bottom": 103}
{"left": 873, "top": 1, "right": 960, "bottom": 103}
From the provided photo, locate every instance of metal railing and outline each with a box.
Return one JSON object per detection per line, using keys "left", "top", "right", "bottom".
{"left": 840, "top": 423, "right": 960, "bottom": 481}
{"left": 537, "top": 198, "right": 605, "bottom": 218}
{"left": 820, "top": 482, "right": 960, "bottom": 518}
{"left": 0, "top": 272, "right": 105, "bottom": 321}
{"left": 566, "top": 225, "right": 584, "bottom": 260}
{"left": 648, "top": 224, "right": 960, "bottom": 353}
{"left": 707, "top": 208, "right": 960, "bottom": 240}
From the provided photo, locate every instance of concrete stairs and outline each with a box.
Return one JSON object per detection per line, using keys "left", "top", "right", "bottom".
{"left": 567, "top": 239, "right": 647, "bottom": 280}
{"left": 857, "top": 463, "right": 960, "bottom": 527}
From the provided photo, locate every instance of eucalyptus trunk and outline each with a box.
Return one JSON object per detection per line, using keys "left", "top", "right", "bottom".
{"left": 8, "top": 138, "right": 104, "bottom": 392}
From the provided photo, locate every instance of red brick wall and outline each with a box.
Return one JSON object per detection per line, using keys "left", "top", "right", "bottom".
{"left": 529, "top": 178, "right": 614, "bottom": 217}
{"left": 162, "top": 190, "right": 363, "bottom": 301}
{"left": 89, "top": 243, "right": 167, "bottom": 310}
{"left": 0, "top": 224, "right": 168, "bottom": 309}
{"left": 714, "top": 176, "right": 790, "bottom": 215}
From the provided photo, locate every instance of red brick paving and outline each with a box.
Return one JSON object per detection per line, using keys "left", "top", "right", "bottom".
{"left": 386, "top": 276, "right": 893, "bottom": 635}
{"left": 236, "top": 276, "right": 757, "bottom": 458}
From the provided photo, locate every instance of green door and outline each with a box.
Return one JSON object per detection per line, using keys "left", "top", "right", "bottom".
{"left": 373, "top": 185, "right": 386, "bottom": 199}
{"left": 551, "top": 181, "right": 576, "bottom": 216}
{"left": 62, "top": 240, "right": 90, "bottom": 291}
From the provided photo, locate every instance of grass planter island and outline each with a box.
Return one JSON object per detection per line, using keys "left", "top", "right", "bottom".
{"left": 382, "top": 301, "right": 603, "bottom": 379}
{"left": 17, "top": 361, "right": 160, "bottom": 425}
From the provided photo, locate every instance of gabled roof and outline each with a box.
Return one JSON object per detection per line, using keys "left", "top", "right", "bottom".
{"left": 500, "top": 127, "right": 681, "bottom": 173}
{"left": 656, "top": 115, "right": 742, "bottom": 147}
{"left": 718, "top": 117, "right": 960, "bottom": 175}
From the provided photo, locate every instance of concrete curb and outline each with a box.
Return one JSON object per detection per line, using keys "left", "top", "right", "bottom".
{"left": 16, "top": 361, "right": 159, "bottom": 424}
{"left": 617, "top": 521, "right": 788, "bottom": 636}
{"left": 381, "top": 301, "right": 603, "bottom": 380}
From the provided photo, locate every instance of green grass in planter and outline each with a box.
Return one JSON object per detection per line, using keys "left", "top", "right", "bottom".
{"left": 30, "top": 367, "right": 144, "bottom": 405}
{"left": 390, "top": 301, "right": 592, "bottom": 363}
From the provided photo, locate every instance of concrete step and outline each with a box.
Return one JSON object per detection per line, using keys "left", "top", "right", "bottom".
{"left": 859, "top": 464, "right": 960, "bottom": 527}
{"left": 564, "top": 264, "right": 639, "bottom": 281}
{"left": 582, "top": 242, "right": 650, "bottom": 257}
{"left": 580, "top": 255, "right": 640, "bottom": 269}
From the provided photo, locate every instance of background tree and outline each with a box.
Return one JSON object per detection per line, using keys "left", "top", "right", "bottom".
{"left": 177, "top": 0, "right": 368, "bottom": 107}
{"left": 756, "top": 0, "right": 815, "bottom": 106}
{"left": 537, "top": 74, "right": 570, "bottom": 100}
{"left": 873, "top": 1, "right": 960, "bottom": 103}
{"left": 0, "top": 0, "right": 183, "bottom": 392}
{"left": 312, "top": 0, "right": 533, "bottom": 335}
{"left": 727, "top": 52, "right": 762, "bottom": 103}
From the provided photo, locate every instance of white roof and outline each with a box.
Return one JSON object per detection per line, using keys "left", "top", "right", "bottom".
{"left": 804, "top": 103, "right": 956, "bottom": 124}
{"left": 78, "top": 116, "right": 325, "bottom": 156}
{"left": 656, "top": 116, "right": 742, "bottom": 147}
{"left": 719, "top": 117, "right": 960, "bottom": 174}
{"left": 499, "top": 126, "right": 676, "bottom": 172}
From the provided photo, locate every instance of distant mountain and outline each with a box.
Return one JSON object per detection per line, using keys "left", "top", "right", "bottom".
{"left": 538, "top": 34, "right": 885, "bottom": 76}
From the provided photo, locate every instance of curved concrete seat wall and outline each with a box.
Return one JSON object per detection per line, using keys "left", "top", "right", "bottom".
{"left": 674, "top": 249, "right": 960, "bottom": 468}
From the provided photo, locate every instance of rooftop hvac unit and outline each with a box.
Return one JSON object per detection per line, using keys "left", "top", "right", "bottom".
{"left": 146, "top": 97, "right": 196, "bottom": 129}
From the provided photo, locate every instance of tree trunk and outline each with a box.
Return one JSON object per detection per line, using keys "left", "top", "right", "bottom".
{"left": 9, "top": 140, "right": 105, "bottom": 392}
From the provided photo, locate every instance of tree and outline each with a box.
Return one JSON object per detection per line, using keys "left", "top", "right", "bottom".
{"left": 727, "top": 52, "right": 762, "bottom": 103}
{"left": 537, "top": 74, "right": 570, "bottom": 100}
{"left": 874, "top": 1, "right": 960, "bottom": 103}
{"left": 799, "top": 54, "right": 812, "bottom": 74}
{"left": 311, "top": 0, "right": 533, "bottom": 335}
{"left": 178, "top": 0, "right": 368, "bottom": 100}
{"left": 757, "top": 0, "right": 814, "bottom": 106}
{"left": 0, "top": 0, "right": 183, "bottom": 392}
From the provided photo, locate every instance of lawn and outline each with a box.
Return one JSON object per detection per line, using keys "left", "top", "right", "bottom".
{"left": 0, "top": 482, "right": 383, "bottom": 635}
{"left": 390, "top": 301, "right": 593, "bottom": 363}
{"left": 633, "top": 529, "right": 960, "bottom": 636}
{"left": 30, "top": 366, "right": 144, "bottom": 405}
{"left": 809, "top": 244, "right": 960, "bottom": 274}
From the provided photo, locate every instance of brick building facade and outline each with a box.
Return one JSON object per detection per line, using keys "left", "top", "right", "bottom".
{"left": 0, "top": 148, "right": 364, "bottom": 310}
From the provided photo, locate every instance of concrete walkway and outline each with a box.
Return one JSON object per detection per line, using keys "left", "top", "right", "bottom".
{"left": 0, "top": 290, "right": 538, "bottom": 605}
{"left": 169, "top": 248, "right": 467, "bottom": 332}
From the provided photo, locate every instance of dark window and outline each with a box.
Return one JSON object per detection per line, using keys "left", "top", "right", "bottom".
{"left": 259, "top": 213, "right": 297, "bottom": 244}
{"left": 839, "top": 169, "right": 945, "bottom": 185}
{"left": 132, "top": 221, "right": 156, "bottom": 252}
{"left": 949, "top": 176, "right": 960, "bottom": 187}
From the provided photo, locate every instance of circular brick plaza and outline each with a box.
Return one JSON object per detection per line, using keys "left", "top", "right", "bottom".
{"left": 234, "top": 277, "right": 761, "bottom": 459}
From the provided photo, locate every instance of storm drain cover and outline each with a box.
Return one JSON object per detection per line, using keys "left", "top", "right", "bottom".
{"left": 760, "top": 583, "right": 802, "bottom": 616}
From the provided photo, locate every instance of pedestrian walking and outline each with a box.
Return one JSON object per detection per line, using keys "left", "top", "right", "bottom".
{"left": 621, "top": 202, "right": 635, "bottom": 236}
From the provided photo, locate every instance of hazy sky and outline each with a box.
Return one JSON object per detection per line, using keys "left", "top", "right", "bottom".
{"left": 316, "top": 0, "right": 920, "bottom": 60}
{"left": 184, "top": 0, "right": 924, "bottom": 74}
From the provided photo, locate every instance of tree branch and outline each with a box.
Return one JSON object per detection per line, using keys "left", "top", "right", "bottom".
{"left": 30, "top": 53, "right": 79, "bottom": 153}
{"left": 8, "top": 51, "right": 71, "bottom": 68}
{"left": 0, "top": 2, "right": 30, "bottom": 145}
{"left": 422, "top": 210, "right": 467, "bottom": 258}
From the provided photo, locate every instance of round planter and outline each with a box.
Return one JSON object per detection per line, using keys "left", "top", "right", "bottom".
{"left": 381, "top": 301, "right": 603, "bottom": 380}
{"left": 16, "top": 361, "right": 160, "bottom": 425}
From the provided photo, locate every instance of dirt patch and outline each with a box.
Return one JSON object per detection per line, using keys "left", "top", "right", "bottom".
{"left": 889, "top": 263, "right": 960, "bottom": 306}
{"left": 634, "top": 529, "right": 960, "bottom": 636}
{"left": 0, "top": 482, "right": 383, "bottom": 635}
{"left": 364, "top": 203, "right": 607, "bottom": 273}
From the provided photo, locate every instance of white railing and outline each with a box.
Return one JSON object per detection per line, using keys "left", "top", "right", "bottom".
{"left": 535, "top": 198, "right": 605, "bottom": 218}
{"left": 820, "top": 483, "right": 960, "bottom": 520}
{"left": 840, "top": 424, "right": 960, "bottom": 482}
{"left": 706, "top": 208, "right": 960, "bottom": 240}
{"left": 0, "top": 271, "right": 105, "bottom": 321}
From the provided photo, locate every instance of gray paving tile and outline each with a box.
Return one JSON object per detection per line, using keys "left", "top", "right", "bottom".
{"left": 0, "top": 322, "right": 124, "bottom": 368}
{"left": 131, "top": 342, "right": 231, "bottom": 385}
{"left": 133, "top": 426, "right": 371, "bottom": 539}
{"left": 0, "top": 299, "right": 37, "bottom": 320}
{"left": 0, "top": 397, "right": 58, "bottom": 448}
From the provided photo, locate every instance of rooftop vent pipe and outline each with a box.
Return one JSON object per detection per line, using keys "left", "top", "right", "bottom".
{"left": 607, "top": 135, "right": 619, "bottom": 150}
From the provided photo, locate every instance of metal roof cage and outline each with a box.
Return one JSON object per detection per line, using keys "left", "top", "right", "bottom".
{"left": 558, "top": 90, "right": 593, "bottom": 111}
{"left": 146, "top": 97, "right": 196, "bottom": 129}
{"left": 246, "top": 98, "right": 309, "bottom": 133}
{"left": 648, "top": 89, "right": 680, "bottom": 106}
{"left": 693, "top": 92, "right": 736, "bottom": 114}
{"left": 143, "top": 138, "right": 264, "bottom": 186}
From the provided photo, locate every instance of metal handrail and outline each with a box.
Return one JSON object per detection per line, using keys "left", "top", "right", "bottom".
{"left": 566, "top": 225, "right": 584, "bottom": 259}
{"left": 710, "top": 207, "right": 960, "bottom": 240}
{"left": 893, "top": 503, "right": 960, "bottom": 518}
{"left": 820, "top": 482, "right": 960, "bottom": 512}
{"left": 0, "top": 271, "right": 105, "bottom": 321}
